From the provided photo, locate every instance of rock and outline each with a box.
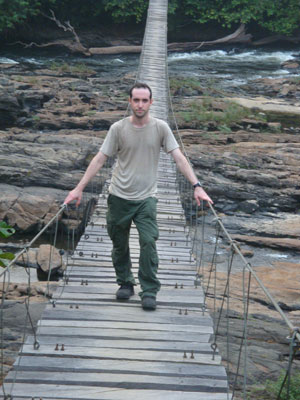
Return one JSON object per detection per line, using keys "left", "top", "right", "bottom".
{"left": 237, "top": 199, "right": 259, "bottom": 214}
{"left": 240, "top": 249, "right": 254, "bottom": 258}
{"left": 268, "top": 122, "right": 281, "bottom": 131}
{"left": 0, "top": 184, "right": 63, "bottom": 232}
{"left": 229, "top": 96, "right": 300, "bottom": 116}
{"left": 2, "top": 283, "right": 58, "bottom": 302}
{"left": 203, "top": 258, "right": 300, "bottom": 389}
{"left": 0, "top": 88, "right": 24, "bottom": 128}
{"left": 15, "top": 248, "right": 37, "bottom": 269}
{"left": 240, "top": 118, "right": 268, "bottom": 129}
{"left": 36, "top": 244, "right": 64, "bottom": 273}
{"left": 232, "top": 234, "right": 300, "bottom": 251}
{"left": 281, "top": 60, "right": 300, "bottom": 69}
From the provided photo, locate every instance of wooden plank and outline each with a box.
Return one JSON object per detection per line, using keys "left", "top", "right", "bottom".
{"left": 42, "top": 304, "right": 209, "bottom": 327}
{"left": 54, "top": 285, "right": 204, "bottom": 297}
{"left": 35, "top": 326, "right": 211, "bottom": 343}
{"left": 12, "top": 355, "right": 226, "bottom": 377}
{"left": 20, "top": 345, "right": 221, "bottom": 364}
{"left": 5, "top": 371, "right": 228, "bottom": 391}
{"left": 0, "top": 385, "right": 230, "bottom": 399}
{"left": 67, "top": 267, "right": 197, "bottom": 276}
{"left": 66, "top": 272, "right": 197, "bottom": 281}
{"left": 26, "top": 335, "right": 217, "bottom": 353}
{"left": 38, "top": 319, "right": 213, "bottom": 335}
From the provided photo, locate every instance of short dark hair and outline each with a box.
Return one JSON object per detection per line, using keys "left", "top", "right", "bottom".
{"left": 129, "top": 82, "right": 152, "bottom": 99}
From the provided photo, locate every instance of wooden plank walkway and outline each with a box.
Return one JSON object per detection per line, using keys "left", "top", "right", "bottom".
{"left": 1, "top": 0, "right": 228, "bottom": 398}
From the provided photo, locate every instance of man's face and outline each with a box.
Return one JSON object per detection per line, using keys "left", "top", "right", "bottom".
{"left": 129, "top": 88, "right": 153, "bottom": 119}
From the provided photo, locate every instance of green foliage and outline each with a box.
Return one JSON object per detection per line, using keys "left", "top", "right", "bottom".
{"left": 0, "top": 0, "right": 299, "bottom": 36}
{"left": 170, "top": 77, "right": 203, "bottom": 95}
{"left": 0, "top": 221, "right": 15, "bottom": 239}
{"left": 102, "top": 0, "right": 148, "bottom": 23}
{"left": 251, "top": 371, "right": 300, "bottom": 400}
{"left": 179, "top": 97, "right": 252, "bottom": 130}
{"left": 266, "top": 371, "right": 300, "bottom": 400}
{"left": 0, "top": 0, "right": 55, "bottom": 32}
{"left": 182, "top": 0, "right": 300, "bottom": 35}
{"left": 0, "top": 250, "right": 15, "bottom": 268}
{"left": 102, "top": 0, "right": 181, "bottom": 23}
{"left": 49, "top": 61, "right": 95, "bottom": 76}
{"left": 0, "top": 221, "right": 15, "bottom": 268}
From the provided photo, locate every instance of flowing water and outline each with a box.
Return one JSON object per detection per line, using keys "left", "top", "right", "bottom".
{"left": 0, "top": 46, "right": 299, "bottom": 92}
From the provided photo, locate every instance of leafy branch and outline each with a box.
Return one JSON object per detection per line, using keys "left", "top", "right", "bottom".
{"left": 0, "top": 221, "right": 16, "bottom": 268}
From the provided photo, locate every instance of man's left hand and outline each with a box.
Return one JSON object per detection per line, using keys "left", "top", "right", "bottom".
{"left": 194, "top": 187, "right": 213, "bottom": 206}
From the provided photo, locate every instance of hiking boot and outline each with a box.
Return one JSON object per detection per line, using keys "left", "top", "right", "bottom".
{"left": 142, "top": 296, "right": 156, "bottom": 310}
{"left": 116, "top": 284, "right": 134, "bottom": 300}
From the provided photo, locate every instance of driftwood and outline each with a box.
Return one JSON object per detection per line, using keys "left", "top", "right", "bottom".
{"left": 10, "top": 15, "right": 298, "bottom": 56}
{"left": 89, "top": 45, "right": 142, "bottom": 55}
{"left": 168, "top": 24, "right": 252, "bottom": 52}
{"left": 11, "top": 10, "right": 91, "bottom": 56}
{"left": 12, "top": 20, "right": 253, "bottom": 55}
{"left": 12, "top": 39, "right": 91, "bottom": 55}
{"left": 252, "top": 34, "right": 300, "bottom": 46}
{"left": 41, "top": 10, "right": 91, "bottom": 55}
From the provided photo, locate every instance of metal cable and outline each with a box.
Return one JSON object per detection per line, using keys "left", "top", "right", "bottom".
{"left": 165, "top": 53, "right": 300, "bottom": 396}
{"left": 277, "top": 330, "right": 299, "bottom": 400}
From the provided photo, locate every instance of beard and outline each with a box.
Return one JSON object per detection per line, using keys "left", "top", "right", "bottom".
{"left": 132, "top": 108, "right": 148, "bottom": 118}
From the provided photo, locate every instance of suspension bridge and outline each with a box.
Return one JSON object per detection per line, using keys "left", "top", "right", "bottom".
{"left": 1, "top": 0, "right": 299, "bottom": 399}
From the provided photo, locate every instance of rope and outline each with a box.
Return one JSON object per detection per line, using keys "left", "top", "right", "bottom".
{"left": 165, "top": 51, "right": 300, "bottom": 398}
{"left": 277, "top": 329, "right": 300, "bottom": 400}
{"left": 1, "top": 186, "right": 100, "bottom": 398}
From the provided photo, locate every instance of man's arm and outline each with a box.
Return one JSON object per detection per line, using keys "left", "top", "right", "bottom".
{"left": 64, "top": 150, "right": 108, "bottom": 206}
{"left": 171, "top": 148, "right": 213, "bottom": 206}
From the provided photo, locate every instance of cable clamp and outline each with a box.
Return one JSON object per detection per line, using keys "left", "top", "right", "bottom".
{"left": 34, "top": 340, "right": 40, "bottom": 350}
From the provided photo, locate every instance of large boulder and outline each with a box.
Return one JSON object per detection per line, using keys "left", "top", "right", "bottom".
{"left": 0, "top": 184, "right": 63, "bottom": 232}
{"left": 0, "top": 87, "right": 24, "bottom": 128}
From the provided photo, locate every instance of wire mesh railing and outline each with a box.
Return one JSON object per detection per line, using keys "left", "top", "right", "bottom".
{"left": 168, "top": 89, "right": 300, "bottom": 398}
{"left": 0, "top": 171, "right": 106, "bottom": 397}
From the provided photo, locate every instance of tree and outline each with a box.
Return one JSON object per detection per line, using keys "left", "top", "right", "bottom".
{"left": 182, "top": 0, "right": 300, "bottom": 36}
{"left": 0, "top": 0, "right": 299, "bottom": 38}
{"left": 0, "top": 0, "right": 55, "bottom": 32}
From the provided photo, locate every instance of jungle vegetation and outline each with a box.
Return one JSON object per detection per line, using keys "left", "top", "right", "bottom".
{"left": 0, "top": 0, "right": 299, "bottom": 37}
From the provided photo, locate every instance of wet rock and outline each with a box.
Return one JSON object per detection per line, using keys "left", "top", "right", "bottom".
{"left": 281, "top": 60, "right": 300, "bottom": 69}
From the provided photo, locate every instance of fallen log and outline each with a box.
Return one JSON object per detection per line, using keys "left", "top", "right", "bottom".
{"left": 10, "top": 16, "right": 298, "bottom": 56}
{"left": 167, "top": 24, "right": 252, "bottom": 52}
{"left": 93, "top": 24, "right": 252, "bottom": 54}
{"left": 89, "top": 45, "right": 142, "bottom": 55}
{"left": 252, "top": 34, "right": 300, "bottom": 45}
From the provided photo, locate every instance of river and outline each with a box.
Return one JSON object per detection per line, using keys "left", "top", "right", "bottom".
{"left": 0, "top": 46, "right": 299, "bottom": 92}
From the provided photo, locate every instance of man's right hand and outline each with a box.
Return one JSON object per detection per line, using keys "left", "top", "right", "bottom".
{"left": 64, "top": 188, "right": 83, "bottom": 207}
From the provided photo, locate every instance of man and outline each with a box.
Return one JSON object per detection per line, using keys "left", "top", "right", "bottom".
{"left": 64, "top": 82, "right": 213, "bottom": 311}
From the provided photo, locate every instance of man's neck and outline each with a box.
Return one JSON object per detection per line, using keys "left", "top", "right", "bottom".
{"left": 130, "top": 114, "right": 151, "bottom": 128}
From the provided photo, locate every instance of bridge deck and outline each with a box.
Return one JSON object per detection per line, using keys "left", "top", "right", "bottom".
{"left": 1, "top": 0, "right": 228, "bottom": 398}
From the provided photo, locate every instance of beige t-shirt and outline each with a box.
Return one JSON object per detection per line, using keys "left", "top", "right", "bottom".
{"left": 100, "top": 116, "right": 179, "bottom": 200}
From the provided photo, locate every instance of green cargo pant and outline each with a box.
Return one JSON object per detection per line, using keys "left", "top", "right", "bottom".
{"left": 106, "top": 194, "right": 160, "bottom": 298}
